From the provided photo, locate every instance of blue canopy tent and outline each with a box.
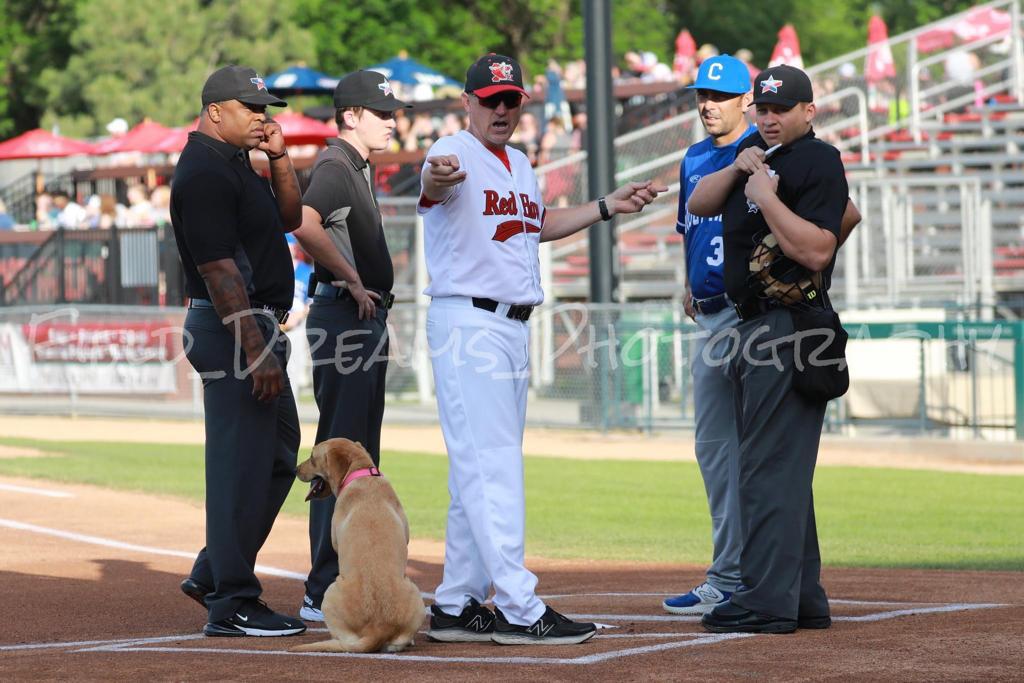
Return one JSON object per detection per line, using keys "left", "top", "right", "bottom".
{"left": 265, "top": 65, "right": 340, "bottom": 95}
{"left": 367, "top": 54, "right": 460, "bottom": 89}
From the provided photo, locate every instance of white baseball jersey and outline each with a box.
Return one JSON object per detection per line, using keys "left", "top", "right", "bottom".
{"left": 418, "top": 130, "right": 546, "bottom": 305}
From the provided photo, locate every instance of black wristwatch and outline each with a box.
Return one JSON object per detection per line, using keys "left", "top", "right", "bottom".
{"left": 597, "top": 196, "right": 612, "bottom": 221}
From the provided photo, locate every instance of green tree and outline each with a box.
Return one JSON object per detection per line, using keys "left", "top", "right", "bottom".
{"left": 0, "top": 0, "right": 79, "bottom": 138}
{"left": 293, "top": 0, "right": 675, "bottom": 91}
{"left": 38, "top": 0, "right": 315, "bottom": 137}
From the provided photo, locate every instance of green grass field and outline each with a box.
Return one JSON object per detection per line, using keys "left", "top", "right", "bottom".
{"left": 0, "top": 437, "right": 1021, "bottom": 571}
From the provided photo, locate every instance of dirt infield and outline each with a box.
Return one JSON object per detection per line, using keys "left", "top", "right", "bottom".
{"left": 1, "top": 475, "right": 1022, "bottom": 681}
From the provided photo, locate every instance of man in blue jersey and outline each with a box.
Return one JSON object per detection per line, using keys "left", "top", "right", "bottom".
{"left": 663, "top": 55, "right": 754, "bottom": 616}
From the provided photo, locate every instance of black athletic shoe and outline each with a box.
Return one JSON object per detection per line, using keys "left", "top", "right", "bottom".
{"left": 491, "top": 606, "right": 597, "bottom": 645}
{"left": 798, "top": 614, "right": 832, "bottom": 629}
{"left": 180, "top": 578, "right": 211, "bottom": 609}
{"left": 425, "top": 598, "right": 496, "bottom": 642}
{"left": 203, "top": 599, "right": 307, "bottom": 637}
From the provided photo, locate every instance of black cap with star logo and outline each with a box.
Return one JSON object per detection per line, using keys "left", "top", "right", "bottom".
{"left": 464, "top": 54, "right": 530, "bottom": 99}
{"left": 752, "top": 65, "right": 813, "bottom": 108}
{"left": 333, "top": 70, "right": 411, "bottom": 111}
{"left": 202, "top": 65, "right": 286, "bottom": 107}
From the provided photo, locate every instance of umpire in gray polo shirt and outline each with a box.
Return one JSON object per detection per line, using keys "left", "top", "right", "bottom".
{"left": 290, "top": 70, "right": 411, "bottom": 621}
{"left": 172, "top": 65, "right": 305, "bottom": 637}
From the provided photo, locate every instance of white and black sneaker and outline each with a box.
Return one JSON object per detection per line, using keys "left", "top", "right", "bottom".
{"left": 299, "top": 594, "right": 324, "bottom": 622}
{"left": 203, "top": 599, "right": 307, "bottom": 637}
{"left": 491, "top": 606, "right": 597, "bottom": 645}
{"left": 425, "top": 598, "right": 496, "bottom": 642}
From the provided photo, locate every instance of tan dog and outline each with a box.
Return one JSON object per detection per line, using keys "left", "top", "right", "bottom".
{"left": 290, "top": 438, "right": 424, "bottom": 653}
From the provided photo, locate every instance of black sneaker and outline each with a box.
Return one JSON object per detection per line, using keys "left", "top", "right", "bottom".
{"left": 425, "top": 598, "right": 496, "bottom": 642}
{"left": 203, "top": 599, "right": 307, "bottom": 637}
{"left": 491, "top": 606, "right": 597, "bottom": 645}
{"left": 180, "top": 578, "right": 211, "bottom": 609}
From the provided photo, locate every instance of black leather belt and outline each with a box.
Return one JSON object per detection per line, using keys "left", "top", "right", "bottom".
{"left": 472, "top": 297, "right": 534, "bottom": 321}
{"left": 188, "top": 298, "right": 290, "bottom": 325}
{"left": 693, "top": 293, "right": 730, "bottom": 316}
{"left": 314, "top": 282, "right": 395, "bottom": 309}
{"left": 733, "top": 296, "right": 782, "bottom": 321}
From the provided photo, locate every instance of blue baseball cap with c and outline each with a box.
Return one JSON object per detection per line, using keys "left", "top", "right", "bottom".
{"left": 687, "top": 54, "right": 751, "bottom": 95}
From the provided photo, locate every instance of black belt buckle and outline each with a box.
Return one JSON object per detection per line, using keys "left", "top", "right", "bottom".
{"left": 507, "top": 304, "right": 533, "bottom": 321}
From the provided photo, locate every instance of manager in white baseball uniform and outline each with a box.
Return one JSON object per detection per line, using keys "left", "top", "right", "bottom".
{"left": 418, "top": 53, "right": 666, "bottom": 646}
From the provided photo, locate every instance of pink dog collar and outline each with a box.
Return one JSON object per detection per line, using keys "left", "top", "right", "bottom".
{"left": 337, "top": 466, "right": 382, "bottom": 495}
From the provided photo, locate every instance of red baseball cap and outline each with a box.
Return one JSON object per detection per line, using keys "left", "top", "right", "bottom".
{"left": 464, "top": 54, "right": 530, "bottom": 99}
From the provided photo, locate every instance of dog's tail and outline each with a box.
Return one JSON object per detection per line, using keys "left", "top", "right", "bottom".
{"left": 290, "top": 635, "right": 380, "bottom": 654}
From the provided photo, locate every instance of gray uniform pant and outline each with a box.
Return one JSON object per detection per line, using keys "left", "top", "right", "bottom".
{"left": 725, "top": 308, "right": 830, "bottom": 621}
{"left": 183, "top": 308, "right": 300, "bottom": 622}
{"left": 303, "top": 295, "right": 389, "bottom": 603}
{"left": 691, "top": 306, "right": 743, "bottom": 593}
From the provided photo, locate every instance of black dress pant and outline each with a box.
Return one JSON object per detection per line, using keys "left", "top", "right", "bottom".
{"left": 303, "top": 295, "right": 389, "bottom": 603}
{"left": 725, "top": 308, "right": 830, "bottom": 621}
{"left": 183, "top": 307, "right": 300, "bottom": 622}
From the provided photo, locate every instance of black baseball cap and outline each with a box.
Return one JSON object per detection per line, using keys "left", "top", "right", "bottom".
{"left": 752, "top": 65, "right": 814, "bottom": 108}
{"left": 333, "top": 70, "right": 411, "bottom": 111}
{"left": 464, "top": 54, "right": 530, "bottom": 99}
{"left": 202, "top": 65, "right": 286, "bottom": 107}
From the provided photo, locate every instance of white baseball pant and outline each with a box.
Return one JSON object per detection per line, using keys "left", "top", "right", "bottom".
{"left": 427, "top": 295, "right": 546, "bottom": 626}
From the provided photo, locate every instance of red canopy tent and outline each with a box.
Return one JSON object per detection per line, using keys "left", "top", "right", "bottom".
{"left": 768, "top": 24, "right": 804, "bottom": 69}
{"left": 93, "top": 120, "right": 175, "bottom": 154}
{"left": 916, "top": 5, "right": 1012, "bottom": 53}
{"left": 0, "top": 129, "right": 95, "bottom": 160}
{"left": 272, "top": 112, "right": 336, "bottom": 146}
{"left": 673, "top": 29, "right": 697, "bottom": 81}
{"left": 866, "top": 14, "right": 897, "bottom": 84}
{"left": 152, "top": 118, "right": 200, "bottom": 154}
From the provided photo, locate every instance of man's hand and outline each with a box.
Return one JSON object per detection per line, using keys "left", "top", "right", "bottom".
{"left": 732, "top": 147, "right": 767, "bottom": 176}
{"left": 246, "top": 348, "right": 285, "bottom": 402}
{"left": 425, "top": 155, "right": 467, "bottom": 188}
{"left": 257, "top": 120, "right": 287, "bottom": 159}
{"left": 744, "top": 166, "right": 779, "bottom": 207}
{"left": 683, "top": 284, "right": 696, "bottom": 321}
{"left": 340, "top": 280, "right": 382, "bottom": 321}
{"left": 607, "top": 180, "right": 668, "bottom": 216}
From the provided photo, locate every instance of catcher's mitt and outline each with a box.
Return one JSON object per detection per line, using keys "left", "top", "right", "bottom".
{"left": 747, "top": 231, "right": 822, "bottom": 305}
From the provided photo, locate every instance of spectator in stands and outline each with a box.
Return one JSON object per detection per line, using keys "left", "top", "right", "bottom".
{"left": 52, "top": 191, "right": 88, "bottom": 229}
{"left": 696, "top": 43, "right": 720, "bottom": 66}
{"left": 404, "top": 112, "right": 435, "bottom": 151}
{"left": 150, "top": 185, "right": 172, "bottom": 226}
{"left": 516, "top": 111, "right": 541, "bottom": 164}
{"left": 125, "top": 185, "right": 155, "bottom": 227}
{"left": 736, "top": 49, "right": 760, "bottom": 80}
{"left": 35, "top": 191, "right": 55, "bottom": 230}
{"left": 544, "top": 59, "right": 572, "bottom": 130}
{"left": 539, "top": 116, "right": 574, "bottom": 166}
{"left": 0, "top": 199, "right": 15, "bottom": 230}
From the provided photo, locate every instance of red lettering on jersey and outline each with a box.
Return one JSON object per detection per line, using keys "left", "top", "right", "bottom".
{"left": 482, "top": 190, "right": 518, "bottom": 216}
{"left": 492, "top": 219, "right": 542, "bottom": 242}
{"left": 519, "top": 193, "right": 539, "bottom": 220}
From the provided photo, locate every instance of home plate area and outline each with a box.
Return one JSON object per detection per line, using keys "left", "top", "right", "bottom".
{"left": 41, "top": 592, "right": 1007, "bottom": 665}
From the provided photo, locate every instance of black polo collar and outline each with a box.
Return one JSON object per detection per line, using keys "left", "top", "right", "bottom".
{"left": 188, "top": 131, "right": 243, "bottom": 161}
{"left": 325, "top": 138, "right": 367, "bottom": 170}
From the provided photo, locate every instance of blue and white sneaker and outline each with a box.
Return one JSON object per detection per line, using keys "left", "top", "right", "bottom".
{"left": 663, "top": 582, "right": 731, "bottom": 615}
{"left": 299, "top": 594, "right": 324, "bottom": 622}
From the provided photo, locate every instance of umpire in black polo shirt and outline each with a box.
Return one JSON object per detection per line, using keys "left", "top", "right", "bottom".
{"left": 688, "top": 65, "right": 848, "bottom": 634}
{"left": 290, "top": 70, "right": 410, "bottom": 620}
{"left": 171, "top": 65, "right": 306, "bottom": 637}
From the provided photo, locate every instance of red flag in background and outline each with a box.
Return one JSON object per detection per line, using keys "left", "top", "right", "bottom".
{"left": 768, "top": 24, "right": 804, "bottom": 69}
{"left": 866, "top": 14, "right": 896, "bottom": 84}
{"left": 673, "top": 29, "right": 697, "bottom": 81}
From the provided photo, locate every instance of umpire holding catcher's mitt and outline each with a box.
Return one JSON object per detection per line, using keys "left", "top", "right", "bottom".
{"left": 171, "top": 65, "right": 306, "bottom": 637}
{"left": 687, "top": 64, "right": 849, "bottom": 634}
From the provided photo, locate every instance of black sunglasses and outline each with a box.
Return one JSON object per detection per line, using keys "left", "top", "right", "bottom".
{"left": 475, "top": 92, "right": 523, "bottom": 110}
